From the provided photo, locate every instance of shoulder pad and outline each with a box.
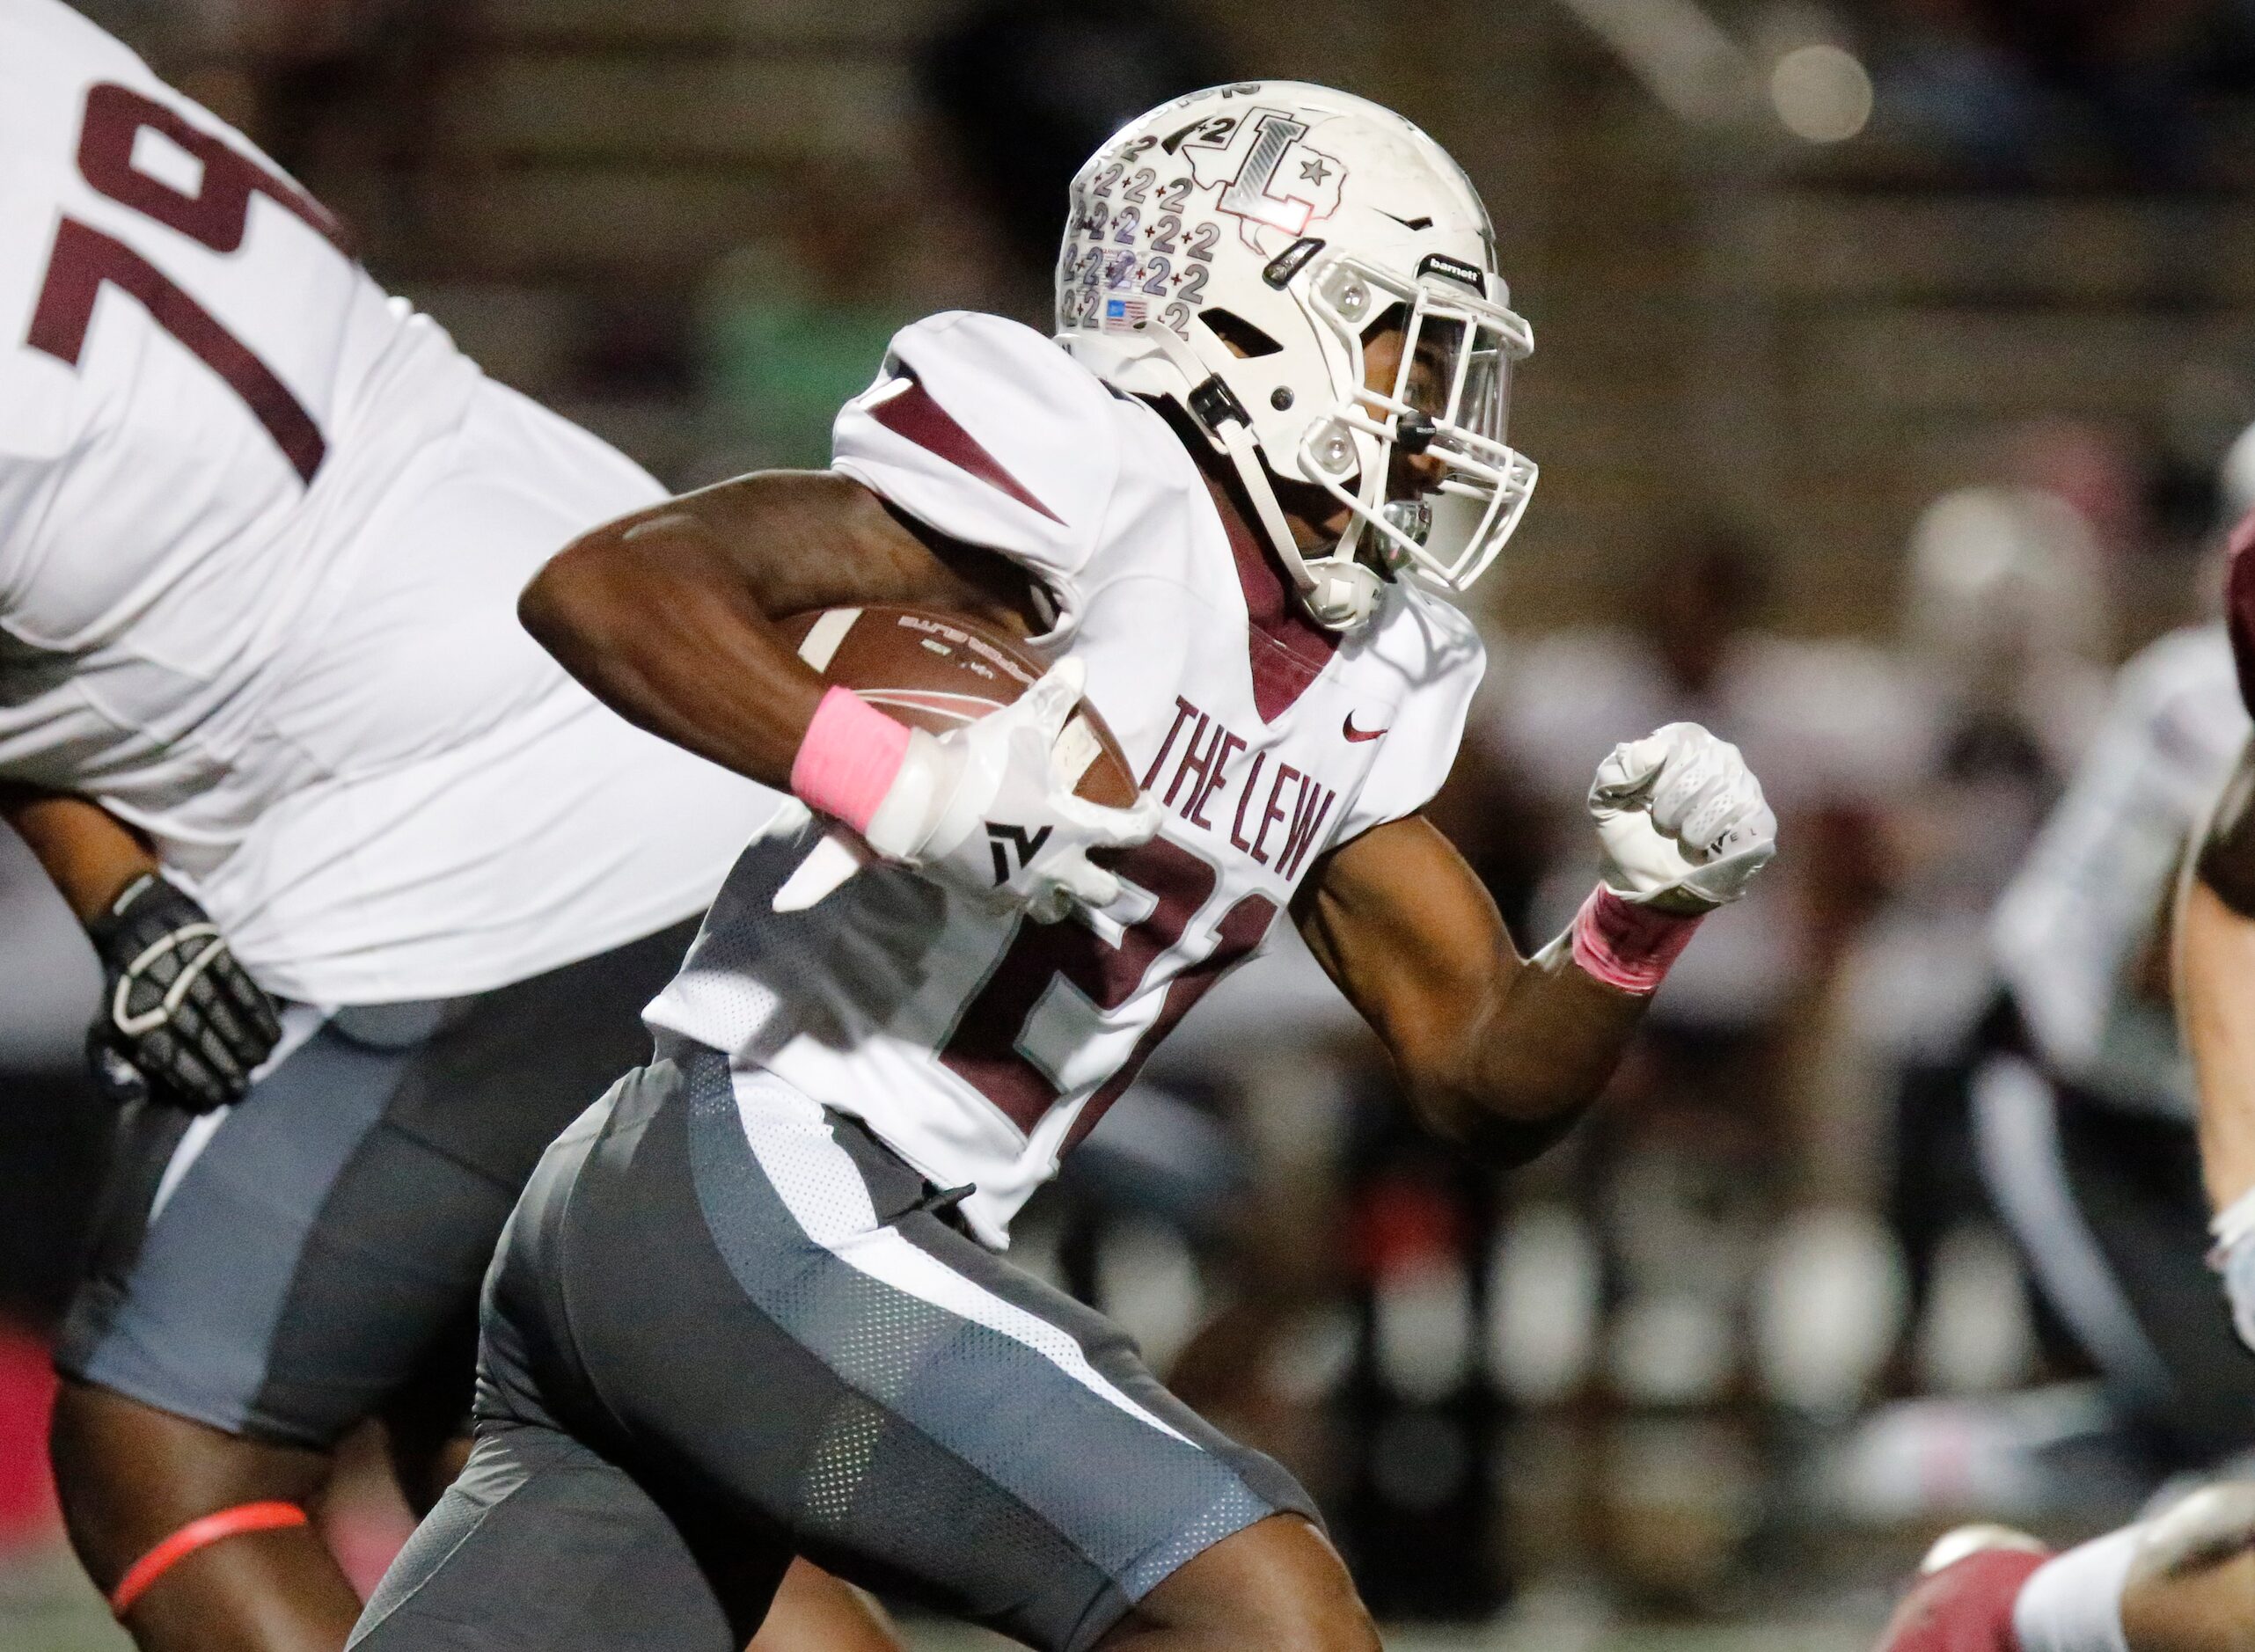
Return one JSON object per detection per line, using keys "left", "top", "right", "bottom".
{"left": 832, "top": 312, "right": 1122, "bottom": 579}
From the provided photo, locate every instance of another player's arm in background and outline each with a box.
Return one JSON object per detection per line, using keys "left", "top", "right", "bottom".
{"left": 2180, "top": 737, "right": 2255, "bottom": 1286}
{"left": 1294, "top": 815, "right": 1645, "bottom": 1166}
{"left": 0, "top": 784, "right": 278, "bottom": 1110}
{"left": 519, "top": 471, "right": 1034, "bottom": 788}
{"left": 0, "top": 784, "right": 159, "bottom": 920}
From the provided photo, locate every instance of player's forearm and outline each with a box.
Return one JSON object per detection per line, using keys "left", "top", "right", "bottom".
{"left": 0, "top": 785, "right": 160, "bottom": 923}
{"left": 1299, "top": 820, "right": 1647, "bottom": 1167}
{"left": 522, "top": 471, "right": 1007, "bottom": 787}
{"left": 2182, "top": 736, "right": 2255, "bottom": 1210}
{"left": 2120, "top": 1485, "right": 2255, "bottom": 1652}
{"left": 521, "top": 515, "right": 826, "bottom": 788}
{"left": 4, "top": 788, "right": 280, "bottom": 1113}
{"left": 2179, "top": 871, "right": 2255, "bottom": 1210}
{"left": 1411, "top": 933, "right": 1646, "bottom": 1166}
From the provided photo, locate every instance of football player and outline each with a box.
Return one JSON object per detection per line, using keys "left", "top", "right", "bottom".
{"left": 1980, "top": 619, "right": 2254, "bottom": 1468}
{"left": 349, "top": 82, "right": 1777, "bottom": 1651}
{"left": 0, "top": 4, "right": 893, "bottom": 1649}
{"left": 1870, "top": 512, "right": 2255, "bottom": 1652}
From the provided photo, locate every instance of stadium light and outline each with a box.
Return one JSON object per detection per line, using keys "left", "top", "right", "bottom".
{"left": 1769, "top": 42, "right": 1874, "bottom": 143}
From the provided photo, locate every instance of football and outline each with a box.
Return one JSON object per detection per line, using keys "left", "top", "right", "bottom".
{"left": 776, "top": 604, "right": 1139, "bottom": 808}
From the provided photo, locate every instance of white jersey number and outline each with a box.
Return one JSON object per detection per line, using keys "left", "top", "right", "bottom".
{"left": 938, "top": 837, "right": 1275, "bottom": 1145}
{"left": 26, "top": 82, "right": 345, "bottom": 483}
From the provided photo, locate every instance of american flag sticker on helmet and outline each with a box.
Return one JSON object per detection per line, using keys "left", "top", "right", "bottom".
{"left": 1102, "top": 296, "right": 1148, "bottom": 331}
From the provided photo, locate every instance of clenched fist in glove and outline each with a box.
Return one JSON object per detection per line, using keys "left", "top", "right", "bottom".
{"left": 1572, "top": 722, "right": 1777, "bottom": 994}
{"left": 85, "top": 872, "right": 282, "bottom": 1112}
{"left": 1590, "top": 722, "right": 1777, "bottom": 912}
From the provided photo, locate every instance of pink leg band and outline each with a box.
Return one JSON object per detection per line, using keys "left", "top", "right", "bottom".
{"left": 790, "top": 686, "right": 912, "bottom": 837}
{"left": 109, "top": 1500, "right": 310, "bottom": 1618}
{"left": 1570, "top": 884, "right": 1703, "bottom": 996}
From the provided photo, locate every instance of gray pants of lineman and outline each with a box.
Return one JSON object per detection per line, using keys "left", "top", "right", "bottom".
{"left": 55, "top": 921, "right": 699, "bottom": 1450}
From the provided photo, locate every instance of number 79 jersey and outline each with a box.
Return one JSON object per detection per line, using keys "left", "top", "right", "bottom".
{"left": 0, "top": 3, "right": 780, "bottom": 1005}
{"left": 0, "top": 2, "right": 478, "bottom": 619}
{"left": 646, "top": 311, "right": 1486, "bottom": 1245}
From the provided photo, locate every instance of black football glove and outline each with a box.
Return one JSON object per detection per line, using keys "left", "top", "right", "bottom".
{"left": 84, "top": 873, "right": 282, "bottom": 1113}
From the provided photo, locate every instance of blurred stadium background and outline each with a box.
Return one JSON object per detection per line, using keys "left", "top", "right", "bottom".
{"left": 9, "top": 0, "right": 2255, "bottom": 1645}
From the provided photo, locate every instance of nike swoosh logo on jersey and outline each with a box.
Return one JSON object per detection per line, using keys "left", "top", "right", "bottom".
{"left": 1343, "top": 713, "right": 1387, "bottom": 743}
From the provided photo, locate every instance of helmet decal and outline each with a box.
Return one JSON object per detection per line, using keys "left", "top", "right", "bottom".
{"left": 1065, "top": 110, "right": 1348, "bottom": 343}
{"left": 1200, "top": 108, "right": 1350, "bottom": 247}
{"left": 1060, "top": 165, "right": 1204, "bottom": 340}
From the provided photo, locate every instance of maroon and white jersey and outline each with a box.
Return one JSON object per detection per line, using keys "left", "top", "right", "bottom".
{"left": 0, "top": 1, "right": 776, "bottom": 1001}
{"left": 648, "top": 311, "right": 1483, "bottom": 1243}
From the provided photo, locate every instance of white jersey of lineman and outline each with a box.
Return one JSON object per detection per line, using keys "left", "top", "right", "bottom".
{"left": 0, "top": 1, "right": 775, "bottom": 1003}
{"left": 648, "top": 311, "right": 1483, "bottom": 1243}
{"left": 1993, "top": 625, "right": 2248, "bottom": 1115}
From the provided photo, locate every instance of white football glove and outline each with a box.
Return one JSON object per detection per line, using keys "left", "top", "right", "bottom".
{"left": 780, "top": 659, "right": 1161, "bottom": 922}
{"left": 2210, "top": 1189, "right": 2255, "bottom": 1356}
{"left": 1588, "top": 721, "right": 1777, "bottom": 913}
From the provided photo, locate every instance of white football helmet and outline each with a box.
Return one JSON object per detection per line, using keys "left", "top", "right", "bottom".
{"left": 1056, "top": 82, "right": 1537, "bottom": 631}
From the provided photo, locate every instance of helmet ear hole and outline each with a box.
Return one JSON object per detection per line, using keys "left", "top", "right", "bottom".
{"left": 1201, "top": 308, "right": 1283, "bottom": 360}
{"left": 1360, "top": 301, "right": 1410, "bottom": 343}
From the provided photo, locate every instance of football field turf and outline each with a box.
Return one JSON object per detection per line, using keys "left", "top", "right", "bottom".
{"left": 1, "top": 1539, "right": 1883, "bottom": 1652}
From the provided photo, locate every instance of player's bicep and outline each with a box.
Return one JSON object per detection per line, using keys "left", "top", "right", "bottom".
{"left": 1293, "top": 815, "right": 1523, "bottom": 1077}
{"left": 578, "top": 471, "right": 960, "bottom": 612}
{"left": 551, "top": 468, "right": 1037, "bottom": 632}
{"left": 2197, "top": 735, "right": 2255, "bottom": 918}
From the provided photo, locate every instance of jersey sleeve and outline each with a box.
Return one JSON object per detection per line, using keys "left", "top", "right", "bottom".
{"left": 1993, "top": 627, "right": 2245, "bottom": 1079}
{"left": 1331, "top": 589, "right": 1489, "bottom": 845}
{"left": 831, "top": 312, "right": 1121, "bottom": 599}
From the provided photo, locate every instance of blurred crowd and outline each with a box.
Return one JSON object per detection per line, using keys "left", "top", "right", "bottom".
{"left": 11, "top": 0, "right": 2255, "bottom": 1638}
{"left": 1869, "top": 0, "right": 2255, "bottom": 187}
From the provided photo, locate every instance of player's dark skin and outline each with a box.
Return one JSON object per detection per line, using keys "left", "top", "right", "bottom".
{"left": 0, "top": 788, "right": 899, "bottom": 1652}
{"left": 2109, "top": 742, "right": 2255, "bottom": 1652}
{"left": 3, "top": 790, "right": 377, "bottom": 1651}
{"left": 2187, "top": 737, "right": 2255, "bottom": 1212}
{"left": 520, "top": 325, "right": 1649, "bottom": 1649}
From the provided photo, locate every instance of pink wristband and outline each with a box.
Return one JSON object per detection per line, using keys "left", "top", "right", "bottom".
{"left": 790, "top": 686, "right": 912, "bottom": 836}
{"left": 1570, "top": 884, "right": 1702, "bottom": 995}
